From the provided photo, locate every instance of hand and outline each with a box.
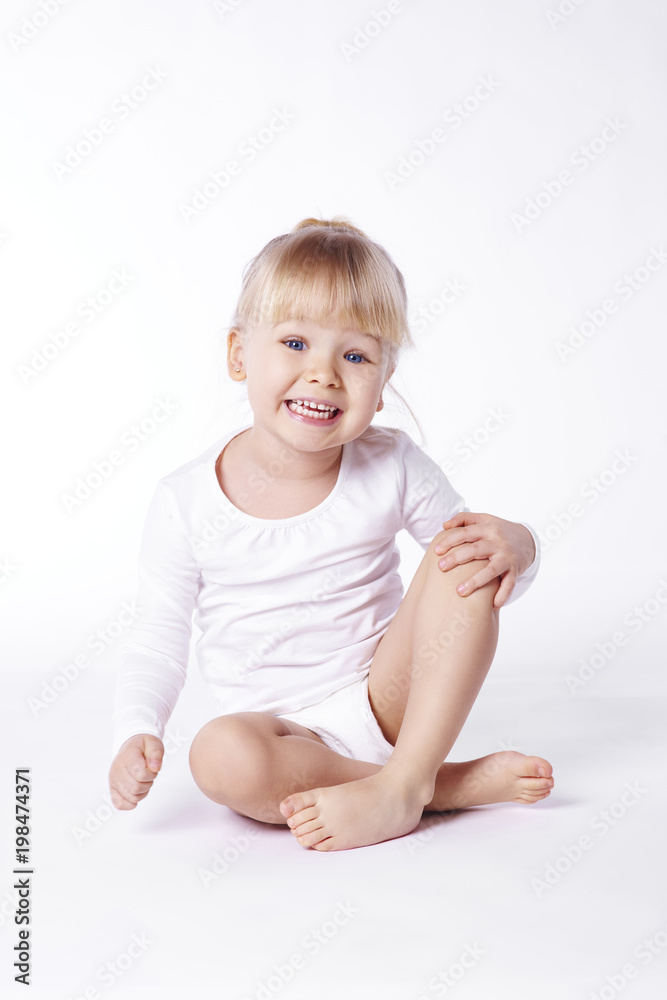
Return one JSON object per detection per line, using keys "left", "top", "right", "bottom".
{"left": 109, "top": 734, "right": 164, "bottom": 810}
{"left": 434, "top": 512, "right": 536, "bottom": 609}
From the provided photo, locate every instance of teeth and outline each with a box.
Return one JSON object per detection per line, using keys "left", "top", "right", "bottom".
{"left": 292, "top": 399, "right": 336, "bottom": 411}
{"left": 288, "top": 400, "right": 339, "bottom": 420}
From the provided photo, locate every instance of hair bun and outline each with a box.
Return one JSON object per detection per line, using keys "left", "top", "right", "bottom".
{"left": 292, "top": 216, "right": 368, "bottom": 237}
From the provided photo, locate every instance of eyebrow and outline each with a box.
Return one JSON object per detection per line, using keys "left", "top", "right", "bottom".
{"left": 273, "top": 321, "right": 380, "bottom": 344}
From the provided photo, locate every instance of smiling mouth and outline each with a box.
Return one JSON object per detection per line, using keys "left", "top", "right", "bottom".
{"left": 286, "top": 399, "right": 341, "bottom": 420}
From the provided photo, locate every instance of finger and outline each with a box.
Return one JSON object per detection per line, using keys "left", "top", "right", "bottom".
{"left": 438, "top": 540, "right": 491, "bottom": 570}
{"left": 117, "top": 776, "right": 154, "bottom": 804}
{"left": 142, "top": 735, "right": 165, "bottom": 774}
{"left": 493, "top": 573, "right": 515, "bottom": 608}
{"left": 127, "top": 745, "right": 161, "bottom": 783}
{"left": 122, "top": 764, "right": 158, "bottom": 792}
{"left": 440, "top": 512, "right": 469, "bottom": 530}
{"left": 435, "top": 527, "right": 485, "bottom": 556}
{"left": 455, "top": 563, "right": 502, "bottom": 597}
{"left": 126, "top": 776, "right": 157, "bottom": 794}
{"left": 110, "top": 786, "right": 138, "bottom": 811}
{"left": 440, "top": 511, "right": 484, "bottom": 530}
{"left": 112, "top": 798, "right": 136, "bottom": 811}
{"left": 129, "top": 787, "right": 151, "bottom": 802}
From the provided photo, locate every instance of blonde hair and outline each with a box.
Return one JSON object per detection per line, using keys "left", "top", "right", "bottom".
{"left": 230, "top": 216, "right": 413, "bottom": 364}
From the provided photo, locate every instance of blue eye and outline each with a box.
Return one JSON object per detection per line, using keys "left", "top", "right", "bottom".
{"left": 345, "top": 352, "right": 366, "bottom": 364}
{"left": 284, "top": 339, "right": 305, "bottom": 351}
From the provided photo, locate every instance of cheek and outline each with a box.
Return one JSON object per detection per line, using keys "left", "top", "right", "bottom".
{"left": 355, "top": 367, "right": 385, "bottom": 398}
{"left": 248, "top": 352, "right": 285, "bottom": 383}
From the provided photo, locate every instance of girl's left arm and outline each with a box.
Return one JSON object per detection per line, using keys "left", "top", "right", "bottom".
{"left": 434, "top": 511, "right": 540, "bottom": 609}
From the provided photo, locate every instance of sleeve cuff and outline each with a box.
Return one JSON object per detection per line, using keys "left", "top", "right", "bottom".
{"left": 503, "top": 520, "right": 541, "bottom": 606}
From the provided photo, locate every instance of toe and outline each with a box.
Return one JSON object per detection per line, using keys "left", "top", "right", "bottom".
{"left": 286, "top": 806, "right": 319, "bottom": 829}
{"left": 527, "top": 756, "right": 553, "bottom": 779}
{"left": 312, "top": 837, "right": 335, "bottom": 851}
{"left": 296, "top": 827, "right": 330, "bottom": 848}
{"left": 520, "top": 776, "right": 554, "bottom": 792}
{"left": 292, "top": 817, "right": 324, "bottom": 837}
{"left": 518, "top": 788, "right": 551, "bottom": 803}
{"left": 280, "top": 788, "right": 320, "bottom": 819}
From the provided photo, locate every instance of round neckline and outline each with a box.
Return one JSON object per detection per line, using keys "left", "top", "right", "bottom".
{"left": 209, "top": 426, "right": 351, "bottom": 526}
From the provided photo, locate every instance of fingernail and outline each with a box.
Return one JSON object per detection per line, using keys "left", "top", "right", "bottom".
{"left": 538, "top": 767, "right": 545, "bottom": 777}
{"left": 438, "top": 559, "right": 447, "bottom": 570}
{"left": 457, "top": 583, "right": 467, "bottom": 594}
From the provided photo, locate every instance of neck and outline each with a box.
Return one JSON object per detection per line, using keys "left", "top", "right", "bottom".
{"left": 237, "top": 425, "right": 343, "bottom": 485}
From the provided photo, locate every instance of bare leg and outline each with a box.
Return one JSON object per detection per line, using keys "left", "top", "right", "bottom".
{"left": 189, "top": 712, "right": 378, "bottom": 824}
{"left": 189, "top": 712, "right": 552, "bottom": 828}
{"left": 279, "top": 536, "right": 553, "bottom": 851}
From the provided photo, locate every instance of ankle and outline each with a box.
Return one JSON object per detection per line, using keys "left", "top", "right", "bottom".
{"left": 381, "top": 760, "right": 436, "bottom": 808}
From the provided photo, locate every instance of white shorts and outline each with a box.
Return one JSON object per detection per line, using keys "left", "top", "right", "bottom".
{"left": 274, "top": 673, "right": 396, "bottom": 766}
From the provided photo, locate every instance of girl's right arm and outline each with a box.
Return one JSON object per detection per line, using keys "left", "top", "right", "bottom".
{"left": 109, "top": 480, "right": 201, "bottom": 809}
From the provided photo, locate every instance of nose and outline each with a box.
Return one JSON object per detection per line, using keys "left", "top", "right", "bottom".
{"left": 304, "top": 349, "right": 340, "bottom": 387}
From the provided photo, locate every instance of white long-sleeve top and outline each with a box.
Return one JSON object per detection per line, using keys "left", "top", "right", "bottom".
{"left": 111, "top": 424, "right": 540, "bottom": 756}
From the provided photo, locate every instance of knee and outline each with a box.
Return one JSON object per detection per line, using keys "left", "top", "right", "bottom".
{"left": 189, "top": 717, "right": 230, "bottom": 798}
{"left": 190, "top": 716, "right": 224, "bottom": 775}
{"left": 189, "top": 714, "right": 276, "bottom": 805}
{"left": 425, "top": 532, "right": 500, "bottom": 608}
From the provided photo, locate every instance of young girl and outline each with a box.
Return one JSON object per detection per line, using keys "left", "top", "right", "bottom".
{"left": 108, "top": 217, "right": 553, "bottom": 852}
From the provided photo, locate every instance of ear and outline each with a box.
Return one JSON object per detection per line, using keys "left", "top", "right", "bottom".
{"left": 227, "top": 328, "right": 246, "bottom": 380}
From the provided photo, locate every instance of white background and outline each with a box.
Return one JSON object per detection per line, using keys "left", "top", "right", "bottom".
{"left": 1, "top": 1, "right": 666, "bottom": 997}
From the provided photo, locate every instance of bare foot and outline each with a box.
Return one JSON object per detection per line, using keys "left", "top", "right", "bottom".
{"left": 279, "top": 752, "right": 554, "bottom": 852}
{"left": 279, "top": 770, "right": 426, "bottom": 852}
{"left": 429, "top": 751, "right": 554, "bottom": 811}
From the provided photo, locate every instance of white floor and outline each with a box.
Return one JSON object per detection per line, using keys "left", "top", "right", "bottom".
{"left": 2, "top": 0, "right": 666, "bottom": 995}
{"left": 2, "top": 667, "right": 665, "bottom": 1000}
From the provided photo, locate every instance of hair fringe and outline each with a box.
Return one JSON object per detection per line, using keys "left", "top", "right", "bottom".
{"left": 230, "top": 217, "right": 413, "bottom": 358}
